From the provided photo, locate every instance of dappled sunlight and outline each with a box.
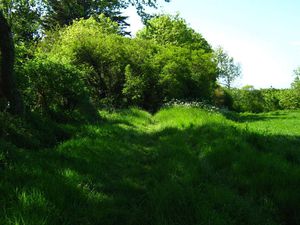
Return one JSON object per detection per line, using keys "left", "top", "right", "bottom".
{"left": 1, "top": 107, "right": 300, "bottom": 224}
{"left": 2, "top": 1, "right": 300, "bottom": 224}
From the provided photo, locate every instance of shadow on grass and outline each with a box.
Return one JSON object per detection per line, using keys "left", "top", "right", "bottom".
{"left": 222, "top": 110, "right": 292, "bottom": 123}
{"left": 1, "top": 118, "right": 300, "bottom": 225}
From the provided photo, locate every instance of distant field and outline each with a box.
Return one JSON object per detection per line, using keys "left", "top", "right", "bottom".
{"left": 1, "top": 107, "right": 300, "bottom": 225}
{"left": 237, "top": 110, "right": 300, "bottom": 136}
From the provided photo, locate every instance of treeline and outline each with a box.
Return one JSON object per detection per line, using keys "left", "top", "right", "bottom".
{"left": 216, "top": 82, "right": 300, "bottom": 113}
{"left": 12, "top": 14, "right": 220, "bottom": 119}
{"left": 1, "top": 2, "right": 300, "bottom": 122}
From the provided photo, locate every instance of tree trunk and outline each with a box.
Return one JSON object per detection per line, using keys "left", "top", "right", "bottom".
{"left": 0, "top": 11, "right": 23, "bottom": 115}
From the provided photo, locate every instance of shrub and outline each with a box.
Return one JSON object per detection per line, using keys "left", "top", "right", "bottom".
{"left": 16, "top": 57, "right": 89, "bottom": 119}
{"left": 278, "top": 79, "right": 300, "bottom": 109}
{"left": 213, "top": 86, "right": 233, "bottom": 109}
{"left": 36, "top": 15, "right": 218, "bottom": 111}
{"left": 226, "top": 86, "right": 300, "bottom": 113}
{"left": 261, "top": 88, "right": 281, "bottom": 111}
{"left": 47, "top": 16, "right": 130, "bottom": 107}
{"left": 230, "top": 86, "right": 265, "bottom": 113}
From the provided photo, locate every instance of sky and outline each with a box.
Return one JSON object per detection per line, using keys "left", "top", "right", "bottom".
{"left": 124, "top": 0, "right": 300, "bottom": 89}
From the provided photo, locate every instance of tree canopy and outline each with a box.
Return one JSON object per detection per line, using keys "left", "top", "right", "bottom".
{"left": 36, "top": 15, "right": 218, "bottom": 111}
{"left": 137, "top": 14, "right": 212, "bottom": 52}
{"left": 0, "top": 0, "right": 171, "bottom": 41}
{"left": 215, "top": 46, "right": 241, "bottom": 89}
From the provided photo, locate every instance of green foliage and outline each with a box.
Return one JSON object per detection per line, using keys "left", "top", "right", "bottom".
{"left": 123, "top": 64, "right": 146, "bottom": 105}
{"left": 213, "top": 85, "right": 233, "bottom": 109}
{"left": 1, "top": 106, "right": 300, "bottom": 225}
{"left": 43, "top": 0, "right": 170, "bottom": 33}
{"left": 1, "top": 0, "right": 171, "bottom": 42}
{"left": 48, "top": 16, "right": 128, "bottom": 107}
{"left": 215, "top": 46, "right": 241, "bottom": 89}
{"left": 226, "top": 81, "right": 300, "bottom": 113}
{"left": 277, "top": 69, "right": 300, "bottom": 110}
{"left": 16, "top": 57, "right": 89, "bottom": 119}
{"left": 122, "top": 39, "right": 162, "bottom": 110}
{"left": 224, "top": 67, "right": 300, "bottom": 113}
{"left": 278, "top": 89, "right": 300, "bottom": 110}
{"left": 0, "top": 0, "right": 42, "bottom": 43}
{"left": 137, "top": 14, "right": 212, "bottom": 52}
{"left": 262, "top": 88, "right": 281, "bottom": 111}
{"left": 42, "top": 16, "right": 217, "bottom": 111}
{"left": 230, "top": 86, "right": 265, "bottom": 113}
{"left": 154, "top": 46, "right": 217, "bottom": 101}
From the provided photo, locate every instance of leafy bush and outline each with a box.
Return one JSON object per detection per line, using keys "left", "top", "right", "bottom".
{"left": 42, "top": 15, "right": 218, "bottom": 111}
{"left": 228, "top": 86, "right": 264, "bottom": 113}
{"left": 226, "top": 83, "right": 300, "bottom": 113}
{"left": 16, "top": 57, "right": 89, "bottom": 120}
{"left": 137, "top": 14, "right": 212, "bottom": 52}
{"left": 46, "top": 15, "right": 126, "bottom": 107}
{"left": 278, "top": 79, "right": 300, "bottom": 109}
{"left": 154, "top": 46, "right": 217, "bottom": 102}
{"left": 261, "top": 88, "right": 281, "bottom": 111}
{"left": 213, "top": 86, "right": 233, "bottom": 109}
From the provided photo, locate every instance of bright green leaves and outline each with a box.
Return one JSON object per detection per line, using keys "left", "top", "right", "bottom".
{"left": 17, "top": 57, "right": 88, "bottom": 116}
{"left": 23, "top": 14, "right": 218, "bottom": 112}
{"left": 137, "top": 14, "right": 212, "bottom": 52}
{"left": 0, "top": 0, "right": 42, "bottom": 43}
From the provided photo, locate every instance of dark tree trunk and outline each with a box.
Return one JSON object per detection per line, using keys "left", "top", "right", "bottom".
{"left": 0, "top": 11, "right": 23, "bottom": 115}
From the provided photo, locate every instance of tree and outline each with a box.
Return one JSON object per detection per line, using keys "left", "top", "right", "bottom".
{"left": 289, "top": 67, "right": 300, "bottom": 108}
{"left": 136, "top": 14, "right": 217, "bottom": 104}
{"left": 292, "top": 67, "right": 300, "bottom": 89}
{"left": 43, "top": 0, "right": 171, "bottom": 33}
{"left": 0, "top": 10, "right": 23, "bottom": 114}
{"left": 137, "top": 14, "right": 212, "bottom": 52}
{"left": 0, "top": 0, "right": 42, "bottom": 43}
{"left": 215, "top": 46, "right": 241, "bottom": 89}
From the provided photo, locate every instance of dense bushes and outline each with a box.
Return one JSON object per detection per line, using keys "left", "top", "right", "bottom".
{"left": 220, "top": 83, "right": 300, "bottom": 113}
{"left": 18, "top": 14, "right": 300, "bottom": 116}
{"left": 5, "top": 14, "right": 300, "bottom": 117}
{"left": 32, "top": 15, "right": 218, "bottom": 112}
{"left": 17, "top": 58, "right": 87, "bottom": 114}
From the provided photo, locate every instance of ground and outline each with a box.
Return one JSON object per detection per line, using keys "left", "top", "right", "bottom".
{"left": 1, "top": 107, "right": 300, "bottom": 225}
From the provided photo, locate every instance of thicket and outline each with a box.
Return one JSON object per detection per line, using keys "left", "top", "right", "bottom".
{"left": 219, "top": 83, "right": 300, "bottom": 113}
{"left": 13, "top": 15, "right": 218, "bottom": 115}
{"left": 2, "top": 12, "right": 300, "bottom": 129}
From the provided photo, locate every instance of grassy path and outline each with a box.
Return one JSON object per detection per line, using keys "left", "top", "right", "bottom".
{"left": 1, "top": 107, "right": 300, "bottom": 225}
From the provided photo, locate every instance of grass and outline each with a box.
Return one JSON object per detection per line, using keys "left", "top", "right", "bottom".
{"left": 1, "top": 106, "right": 300, "bottom": 225}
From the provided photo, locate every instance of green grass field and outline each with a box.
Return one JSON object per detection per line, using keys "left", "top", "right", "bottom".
{"left": 1, "top": 107, "right": 300, "bottom": 225}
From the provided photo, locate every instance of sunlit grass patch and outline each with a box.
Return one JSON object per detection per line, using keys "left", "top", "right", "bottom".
{"left": 1, "top": 107, "right": 300, "bottom": 225}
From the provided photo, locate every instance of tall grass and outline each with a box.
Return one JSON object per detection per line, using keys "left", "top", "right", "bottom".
{"left": 1, "top": 106, "right": 300, "bottom": 225}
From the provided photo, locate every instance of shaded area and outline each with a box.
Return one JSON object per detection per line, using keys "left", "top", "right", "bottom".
{"left": 1, "top": 110, "right": 300, "bottom": 225}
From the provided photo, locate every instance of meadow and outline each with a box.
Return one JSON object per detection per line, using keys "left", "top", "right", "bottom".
{"left": 1, "top": 106, "right": 300, "bottom": 225}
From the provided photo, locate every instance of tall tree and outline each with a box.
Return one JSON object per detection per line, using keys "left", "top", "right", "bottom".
{"left": 0, "top": 0, "right": 42, "bottom": 43}
{"left": 137, "top": 14, "right": 212, "bottom": 52}
{"left": 43, "top": 0, "right": 171, "bottom": 33}
{"left": 0, "top": 10, "right": 23, "bottom": 114}
{"left": 215, "top": 46, "right": 241, "bottom": 89}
